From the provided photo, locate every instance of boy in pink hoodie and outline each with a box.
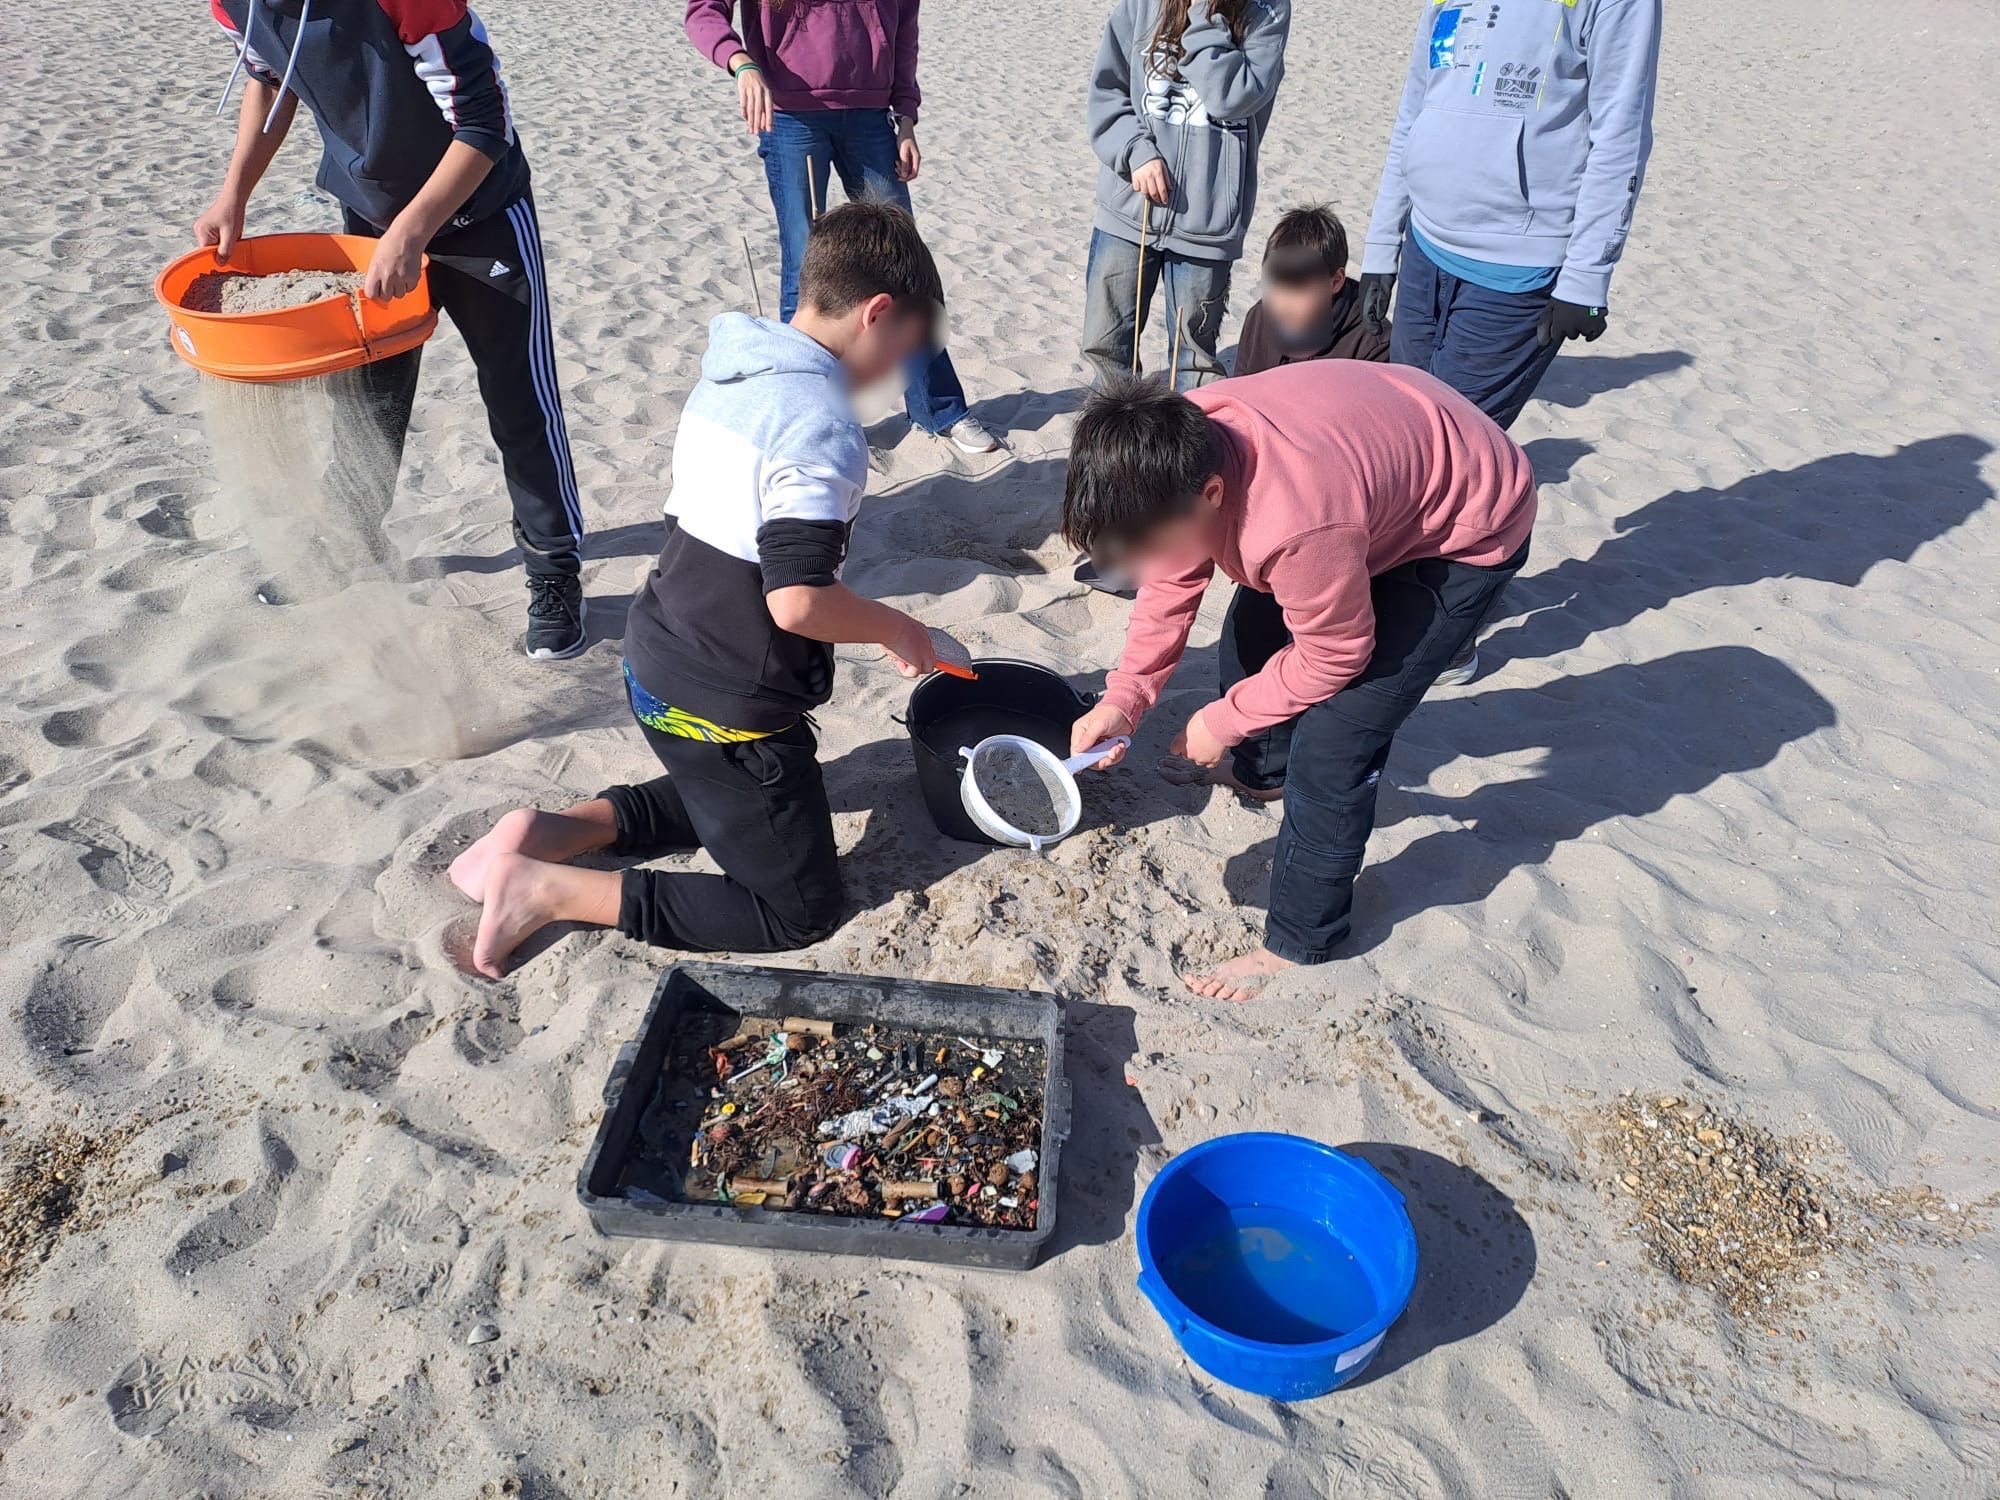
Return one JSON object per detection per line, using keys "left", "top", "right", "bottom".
{"left": 685, "top": 0, "right": 998, "bottom": 454}
{"left": 1063, "top": 361, "right": 1535, "bottom": 999}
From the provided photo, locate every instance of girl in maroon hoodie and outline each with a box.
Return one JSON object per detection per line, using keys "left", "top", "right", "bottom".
{"left": 684, "top": 0, "right": 998, "bottom": 453}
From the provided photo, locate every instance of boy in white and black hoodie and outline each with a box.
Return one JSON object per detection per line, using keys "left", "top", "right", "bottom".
{"left": 448, "top": 204, "right": 952, "bottom": 978}
{"left": 198, "top": 0, "right": 587, "bottom": 658}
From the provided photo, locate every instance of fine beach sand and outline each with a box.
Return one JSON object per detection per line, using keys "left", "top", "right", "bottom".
{"left": 3, "top": 0, "right": 1998, "bottom": 1494}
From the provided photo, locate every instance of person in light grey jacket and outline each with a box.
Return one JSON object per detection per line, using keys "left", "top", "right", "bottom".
{"left": 1357, "top": 0, "right": 1662, "bottom": 432}
{"left": 1082, "top": 0, "right": 1291, "bottom": 392}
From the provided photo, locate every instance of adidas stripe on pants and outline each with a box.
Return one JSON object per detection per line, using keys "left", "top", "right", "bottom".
{"left": 343, "top": 191, "right": 584, "bottom": 578}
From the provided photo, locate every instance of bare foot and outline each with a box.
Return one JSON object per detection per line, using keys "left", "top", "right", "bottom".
{"left": 470, "top": 853, "right": 563, "bottom": 977}
{"left": 468, "top": 852, "right": 620, "bottom": 978}
{"left": 449, "top": 803, "right": 621, "bottom": 903}
{"left": 450, "top": 807, "right": 539, "bottom": 903}
{"left": 1157, "top": 755, "right": 1284, "bottom": 804}
{"left": 1184, "top": 947, "right": 1297, "bottom": 1002}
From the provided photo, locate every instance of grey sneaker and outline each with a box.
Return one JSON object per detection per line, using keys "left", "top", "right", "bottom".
{"left": 525, "top": 574, "right": 587, "bottom": 660}
{"left": 944, "top": 414, "right": 1001, "bottom": 454}
{"left": 1430, "top": 650, "right": 1479, "bottom": 689}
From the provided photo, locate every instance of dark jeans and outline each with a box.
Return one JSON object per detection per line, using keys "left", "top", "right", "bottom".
{"left": 757, "top": 108, "right": 969, "bottom": 434}
{"left": 599, "top": 709, "right": 845, "bottom": 953}
{"left": 1079, "top": 228, "right": 1232, "bottom": 392}
{"left": 1388, "top": 230, "right": 1561, "bottom": 432}
{"left": 1223, "top": 541, "right": 1528, "bottom": 963}
{"left": 343, "top": 194, "right": 584, "bottom": 578}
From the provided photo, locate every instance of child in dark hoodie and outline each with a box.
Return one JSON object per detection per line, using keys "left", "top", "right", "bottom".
{"left": 1083, "top": 0, "right": 1291, "bottom": 391}
{"left": 450, "top": 204, "right": 953, "bottom": 978}
{"left": 1233, "top": 206, "right": 1391, "bottom": 376}
{"left": 197, "top": 0, "right": 588, "bottom": 660}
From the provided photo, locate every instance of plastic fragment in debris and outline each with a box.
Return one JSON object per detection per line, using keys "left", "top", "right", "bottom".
{"left": 899, "top": 1202, "right": 950, "bottom": 1224}
{"left": 1005, "top": 1149, "right": 1038, "bottom": 1174}
{"left": 818, "top": 1092, "right": 935, "bottom": 1140}
{"left": 999, "top": 1196, "right": 1020, "bottom": 1208}
{"left": 821, "top": 1142, "right": 862, "bottom": 1171}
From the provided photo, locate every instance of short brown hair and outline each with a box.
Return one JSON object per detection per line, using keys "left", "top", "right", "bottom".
{"left": 798, "top": 201, "right": 945, "bottom": 336}
{"left": 1263, "top": 205, "right": 1350, "bottom": 284}
{"left": 1061, "top": 376, "right": 1223, "bottom": 559}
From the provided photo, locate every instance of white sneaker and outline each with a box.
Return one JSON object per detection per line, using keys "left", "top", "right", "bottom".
{"left": 1430, "top": 651, "right": 1479, "bottom": 689}
{"left": 944, "top": 415, "right": 1001, "bottom": 454}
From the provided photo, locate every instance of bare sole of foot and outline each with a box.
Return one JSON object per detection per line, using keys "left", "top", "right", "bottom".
{"left": 469, "top": 851, "right": 564, "bottom": 979}
{"left": 1156, "top": 755, "right": 1284, "bottom": 804}
{"left": 1183, "top": 947, "right": 1298, "bottom": 1002}
{"left": 449, "top": 808, "right": 539, "bottom": 903}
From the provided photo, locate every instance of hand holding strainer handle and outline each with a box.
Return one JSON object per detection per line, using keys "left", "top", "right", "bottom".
{"left": 1061, "top": 737, "right": 1131, "bottom": 774}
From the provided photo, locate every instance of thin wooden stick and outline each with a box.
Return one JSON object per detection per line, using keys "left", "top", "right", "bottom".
{"left": 1169, "top": 314, "right": 1184, "bottom": 392}
{"left": 741, "top": 234, "right": 764, "bottom": 318}
{"left": 806, "top": 155, "right": 820, "bottom": 220}
{"left": 1130, "top": 200, "right": 1152, "bottom": 376}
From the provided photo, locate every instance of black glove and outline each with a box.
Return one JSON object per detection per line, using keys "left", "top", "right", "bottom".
{"left": 1358, "top": 272, "right": 1396, "bottom": 336}
{"left": 1537, "top": 297, "right": 1607, "bottom": 347}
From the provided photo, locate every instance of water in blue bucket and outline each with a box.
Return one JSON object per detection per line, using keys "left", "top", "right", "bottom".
{"left": 1136, "top": 1133, "right": 1417, "bottom": 1401}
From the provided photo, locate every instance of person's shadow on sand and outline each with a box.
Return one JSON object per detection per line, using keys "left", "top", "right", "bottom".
{"left": 1223, "top": 645, "right": 1836, "bottom": 953}
{"left": 1338, "top": 1142, "right": 1535, "bottom": 1385}
{"left": 1487, "top": 434, "right": 1996, "bottom": 666}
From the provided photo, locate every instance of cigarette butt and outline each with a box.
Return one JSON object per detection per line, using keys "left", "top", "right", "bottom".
{"left": 730, "top": 1176, "right": 791, "bottom": 1196}
{"left": 881, "top": 1180, "right": 938, "bottom": 1202}
{"left": 717, "top": 1019, "right": 777, "bottom": 1050}
{"left": 783, "top": 1016, "right": 835, "bottom": 1038}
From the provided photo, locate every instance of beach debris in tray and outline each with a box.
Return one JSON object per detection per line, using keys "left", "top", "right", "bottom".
{"left": 618, "top": 1016, "right": 1045, "bottom": 1230}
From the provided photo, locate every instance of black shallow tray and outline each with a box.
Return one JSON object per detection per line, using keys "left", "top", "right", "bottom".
{"left": 578, "top": 963, "right": 1070, "bottom": 1271}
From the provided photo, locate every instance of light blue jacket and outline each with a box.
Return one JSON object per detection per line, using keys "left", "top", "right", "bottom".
{"left": 1362, "top": 0, "right": 1662, "bottom": 306}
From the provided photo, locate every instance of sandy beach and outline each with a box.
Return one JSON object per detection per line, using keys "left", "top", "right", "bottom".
{"left": 2, "top": 0, "right": 1998, "bottom": 1494}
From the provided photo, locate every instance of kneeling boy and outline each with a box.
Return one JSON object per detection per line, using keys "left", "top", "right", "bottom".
{"left": 1233, "top": 205, "right": 1390, "bottom": 375}
{"left": 451, "top": 203, "right": 949, "bottom": 977}
{"left": 1063, "top": 363, "right": 1535, "bottom": 999}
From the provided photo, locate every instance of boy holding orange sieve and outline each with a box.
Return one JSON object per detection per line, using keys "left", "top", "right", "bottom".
{"left": 196, "top": 0, "right": 588, "bottom": 660}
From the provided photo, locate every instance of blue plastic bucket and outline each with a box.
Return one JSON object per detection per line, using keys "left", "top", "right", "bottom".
{"left": 1135, "top": 1133, "right": 1417, "bottom": 1400}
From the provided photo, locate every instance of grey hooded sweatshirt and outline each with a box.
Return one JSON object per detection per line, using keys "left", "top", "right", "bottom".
{"left": 1362, "top": 0, "right": 1661, "bottom": 306}
{"left": 1088, "top": 0, "right": 1291, "bottom": 262}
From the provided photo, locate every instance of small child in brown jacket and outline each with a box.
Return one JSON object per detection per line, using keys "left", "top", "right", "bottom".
{"left": 1233, "top": 205, "right": 1390, "bottom": 376}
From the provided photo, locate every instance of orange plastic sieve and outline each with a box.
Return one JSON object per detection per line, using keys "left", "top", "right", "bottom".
{"left": 154, "top": 232, "right": 438, "bottom": 384}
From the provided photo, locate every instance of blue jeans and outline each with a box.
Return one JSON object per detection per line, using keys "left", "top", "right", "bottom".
{"left": 1224, "top": 542, "right": 1527, "bottom": 962}
{"left": 1079, "top": 228, "right": 1231, "bottom": 393}
{"left": 758, "top": 109, "right": 969, "bottom": 434}
{"left": 1388, "top": 230, "right": 1562, "bottom": 431}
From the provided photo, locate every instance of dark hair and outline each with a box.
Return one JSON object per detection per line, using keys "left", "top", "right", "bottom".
{"left": 1062, "top": 376, "right": 1224, "bottom": 558}
{"left": 1148, "top": 0, "right": 1255, "bottom": 77}
{"left": 798, "top": 200, "right": 945, "bottom": 335}
{"left": 1262, "top": 205, "right": 1350, "bottom": 285}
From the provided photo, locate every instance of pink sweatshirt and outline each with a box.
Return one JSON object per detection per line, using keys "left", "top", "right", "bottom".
{"left": 1101, "top": 361, "right": 1537, "bottom": 745}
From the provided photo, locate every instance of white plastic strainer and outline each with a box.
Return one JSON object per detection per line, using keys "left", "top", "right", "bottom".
{"left": 957, "top": 734, "right": 1130, "bottom": 853}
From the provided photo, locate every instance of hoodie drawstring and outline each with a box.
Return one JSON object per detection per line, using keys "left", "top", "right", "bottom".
{"left": 262, "top": 0, "right": 310, "bottom": 134}
{"left": 213, "top": 0, "right": 313, "bottom": 136}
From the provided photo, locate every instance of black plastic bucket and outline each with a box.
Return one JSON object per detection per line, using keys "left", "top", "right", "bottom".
{"left": 905, "top": 660, "right": 1093, "bottom": 844}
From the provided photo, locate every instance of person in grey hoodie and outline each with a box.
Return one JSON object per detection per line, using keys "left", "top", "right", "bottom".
{"left": 1357, "top": 0, "right": 1662, "bottom": 433}
{"left": 1083, "top": 0, "right": 1291, "bottom": 392}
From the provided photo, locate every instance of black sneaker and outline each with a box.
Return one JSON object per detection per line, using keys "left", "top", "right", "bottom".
{"left": 525, "top": 573, "right": 587, "bottom": 660}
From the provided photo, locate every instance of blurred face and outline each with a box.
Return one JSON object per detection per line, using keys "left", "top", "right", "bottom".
{"left": 841, "top": 293, "right": 936, "bottom": 388}
{"left": 1097, "top": 476, "right": 1228, "bottom": 579}
{"left": 1263, "top": 268, "right": 1345, "bottom": 344}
